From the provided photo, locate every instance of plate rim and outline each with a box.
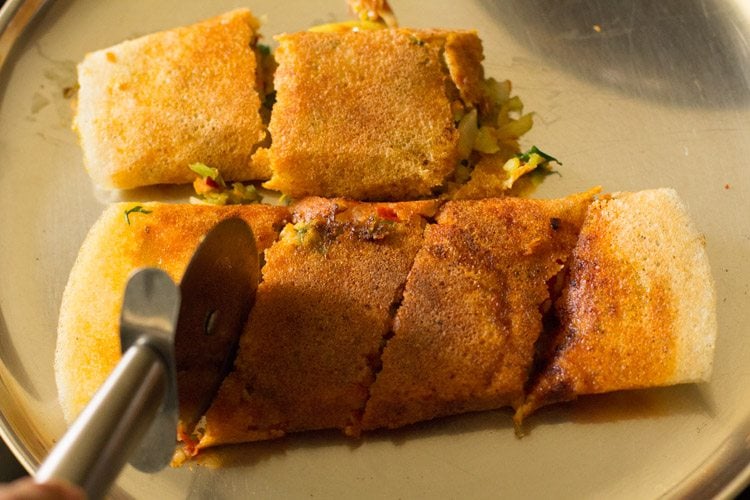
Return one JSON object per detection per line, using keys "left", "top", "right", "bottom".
{"left": 0, "top": 1, "right": 748, "bottom": 497}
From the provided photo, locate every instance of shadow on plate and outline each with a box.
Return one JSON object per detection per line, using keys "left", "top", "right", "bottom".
{"left": 190, "top": 384, "right": 712, "bottom": 469}
{"left": 482, "top": 0, "right": 750, "bottom": 109}
{"left": 519, "top": 384, "right": 713, "bottom": 433}
{"left": 191, "top": 408, "right": 514, "bottom": 469}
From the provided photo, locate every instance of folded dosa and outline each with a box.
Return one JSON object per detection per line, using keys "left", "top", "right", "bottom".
{"left": 56, "top": 190, "right": 716, "bottom": 455}
{"left": 55, "top": 203, "right": 290, "bottom": 423}
{"left": 515, "top": 189, "right": 717, "bottom": 423}
{"left": 74, "top": 9, "right": 271, "bottom": 189}
{"left": 361, "top": 191, "right": 595, "bottom": 430}
{"left": 195, "top": 198, "right": 439, "bottom": 447}
{"left": 261, "top": 29, "right": 486, "bottom": 200}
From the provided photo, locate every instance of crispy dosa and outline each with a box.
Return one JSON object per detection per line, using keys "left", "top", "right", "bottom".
{"left": 74, "top": 9, "right": 271, "bottom": 189}
{"left": 194, "top": 198, "right": 438, "bottom": 448}
{"left": 362, "top": 191, "right": 595, "bottom": 430}
{"left": 55, "top": 203, "right": 289, "bottom": 424}
{"left": 261, "top": 29, "right": 485, "bottom": 200}
{"left": 515, "top": 189, "right": 717, "bottom": 424}
{"left": 56, "top": 190, "right": 716, "bottom": 455}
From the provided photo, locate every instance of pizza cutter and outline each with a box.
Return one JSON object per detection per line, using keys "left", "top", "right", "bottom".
{"left": 35, "top": 217, "right": 259, "bottom": 499}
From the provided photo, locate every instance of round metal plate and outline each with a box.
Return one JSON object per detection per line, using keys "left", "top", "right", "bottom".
{"left": 0, "top": 1, "right": 748, "bottom": 498}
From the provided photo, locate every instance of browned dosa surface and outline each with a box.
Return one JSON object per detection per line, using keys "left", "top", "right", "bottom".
{"left": 516, "top": 189, "right": 716, "bottom": 423}
{"left": 197, "top": 199, "right": 436, "bottom": 447}
{"left": 361, "top": 192, "right": 593, "bottom": 430}
{"left": 55, "top": 203, "right": 289, "bottom": 423}
{"left": 262, "top": 29, "right": 484, "bottom": 200}
{"left": 55, "top": 190, "right": 716, "bottom": 454}
{"left": 75, "top": 9, "right": 269, "bottom": 189}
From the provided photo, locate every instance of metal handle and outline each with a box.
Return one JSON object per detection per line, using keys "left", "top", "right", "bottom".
{"left": 35, "top": 342, "right": 167, "bottom": 499}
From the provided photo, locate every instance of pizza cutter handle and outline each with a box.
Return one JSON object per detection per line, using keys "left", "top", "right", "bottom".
{"left": 35, "top": 341, "right": 167, "bottom": 500}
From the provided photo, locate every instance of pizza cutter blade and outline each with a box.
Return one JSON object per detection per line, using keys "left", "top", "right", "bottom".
{"left": 35, "top": 217, "right": 259, "bottom": 499}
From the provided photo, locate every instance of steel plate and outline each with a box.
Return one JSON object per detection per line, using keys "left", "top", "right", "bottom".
{"left": 0, "top": 1, "right": 748, "bottom": 498}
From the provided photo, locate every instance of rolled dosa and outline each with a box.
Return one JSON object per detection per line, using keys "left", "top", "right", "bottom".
{"left": 55, "top": 202, "right": 290, "bottom": 423}
{"left": 55, "top": 190, "right": 716, "bottom": 456}
{"left": 261, "top": 29, "right": 486, "bottom": 200}
{"left": 515, "top": 189, "right": 717, "bottom": 424}
{"left": 74, "top": 9, "right": 271, "bottom": 189}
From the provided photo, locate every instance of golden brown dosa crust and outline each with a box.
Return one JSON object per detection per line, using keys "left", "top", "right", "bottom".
{"left": 361, "top": 192, "right": 594, "bottom": 430}
{"left": 262, "top": 29, "right": 484, "bottom": 200}
{"left": 198, "top": 199, "right": 432, "bottom": 447}
{"left": 516, "top": 189, "right": 717, "bottom": 422}
{"left": 55, "top": 203, "right": 289, "bottom": 423}
{"left": 56, "top": 190, "right": 716, "bottom": 450}
{"left": 75, "top": 9, "right": 268, "bottom": 189}
{"left": 290, "top": 196, "right": 441, "bottom": 223}
{"left": 426, "top": 30, "right": 485, "bottom": 105}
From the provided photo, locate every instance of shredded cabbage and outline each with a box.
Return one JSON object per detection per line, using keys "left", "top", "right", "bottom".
{"left": 308, "top": 20, "right": 386, "bottom": 33}
{"left": 474, "top": 126, "right": 500, "bottom": 154}
{"left": 189, "top": 163, "right": 222, "bottom": 183}
{"left": 189, "top": 164, "right": 262, "bottom": 205}
{"left": 497, "top": 113, "right": 534, "bottom": 139}
{"left": 456, "top": 109, "right": 478, "bottom": 160}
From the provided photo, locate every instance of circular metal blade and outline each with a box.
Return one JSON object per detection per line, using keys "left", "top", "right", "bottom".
{"left": 173, "top": 217, "right": 259, "bottom": 437}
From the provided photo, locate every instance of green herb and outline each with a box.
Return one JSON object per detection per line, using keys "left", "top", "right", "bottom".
{"left": 199, "top": 192, "right": 229, "bottom": 205}
{"left": 124, "top": 205, "right": 152, "bottom": 225}
{"left": 228, "top": 182, "right": 262, "bottom": 204}
{"left": 189, "top": 162, "right": 221, "bottom": 181}
{"left": 292, "top": 221, "right": 315, "bottom": 246}
{"left": 409, "top": 35, "right": 425, "bottom": 46}
{"left": 516, "top": 146, "right": 562, "bottom": 165}
{"left": 258, "top": 43, "right": 271, "bottom": 56}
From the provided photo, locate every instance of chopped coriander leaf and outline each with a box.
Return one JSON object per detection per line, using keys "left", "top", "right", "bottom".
{"left": 258, "top": 44, "right": 271, "bottom": 56}
{"left": 502, "top": 152, "right": 553, "bottom": 190}
{"left": 124, "top": 205, "right": 152, "bottom": 225}
{"left": 409, "top": 35, "right": 425, "bottom": 46}
{"left": 516, "top": 146, "right": 562, "bottom": 165}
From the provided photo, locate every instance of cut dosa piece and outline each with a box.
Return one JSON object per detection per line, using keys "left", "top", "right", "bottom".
{"left": 74, "top": 9, "right": 272, "bottom": 189}
{"left": 361, "top": 191, "right": 596, "bottom": 430}
{"left": 261, "top": 29, "right": 486, "bottom": 200}
{"left": 515, "top": 189, "right": 717, "bottom": 424}
{"left": 55, "top": 203, "right": 290, "bottom": 425}
{"left": 194, "top": 199, "right": 439, "bottom": 449}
